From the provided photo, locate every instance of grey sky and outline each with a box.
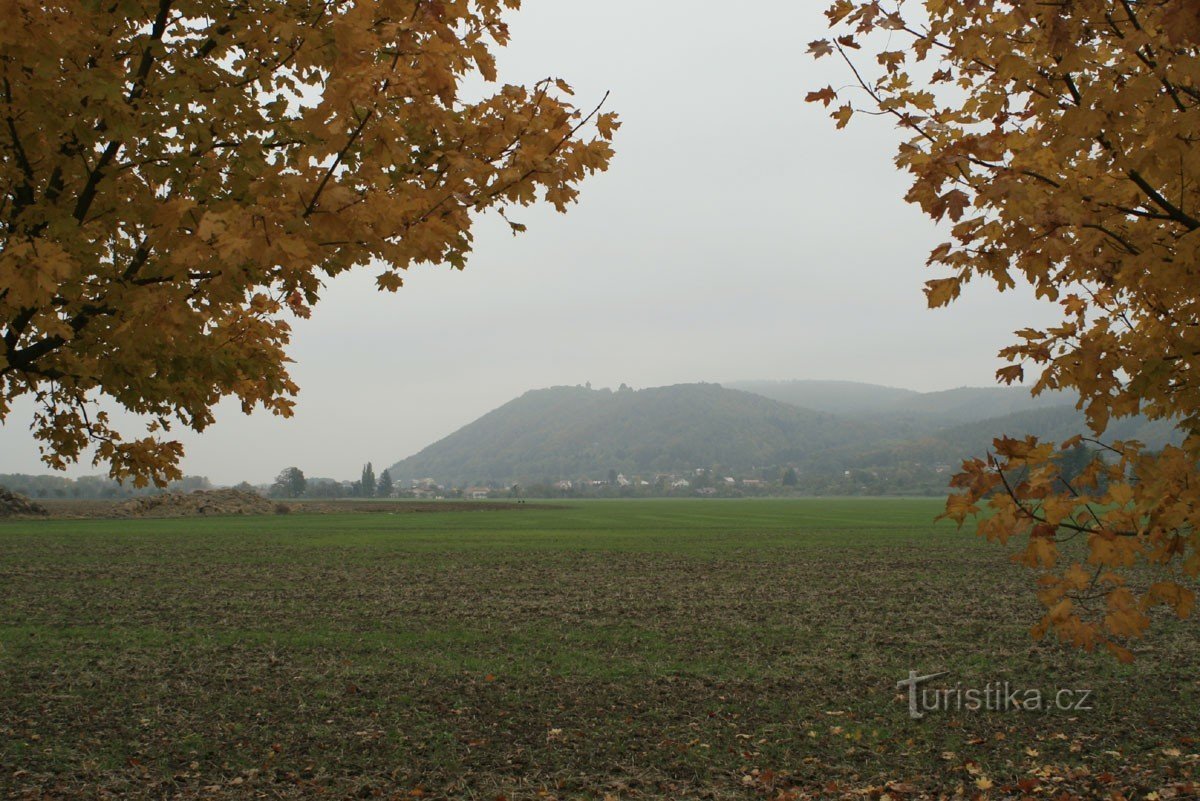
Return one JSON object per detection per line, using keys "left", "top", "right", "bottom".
{"left": 0, "top": 0, "right": 1061, "bottom": 485}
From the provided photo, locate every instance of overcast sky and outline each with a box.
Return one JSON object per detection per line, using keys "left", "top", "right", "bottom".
{"left": 0, "top": 0, "right": 1061, "bottom": 485}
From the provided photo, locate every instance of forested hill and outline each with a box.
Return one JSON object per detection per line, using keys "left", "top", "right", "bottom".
{"left": 387, "top": 381, "right": 1184, "bottom": 490}
{"left": 388, "top": 383, "right": 881, "bottom": 485}
{"left": 831, "top": 405, "right": 1181, "bottom": 471}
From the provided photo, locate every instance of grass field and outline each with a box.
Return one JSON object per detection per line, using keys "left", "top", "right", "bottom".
{"left": 1, "top": 499, "right": 1198, "bottom": 799}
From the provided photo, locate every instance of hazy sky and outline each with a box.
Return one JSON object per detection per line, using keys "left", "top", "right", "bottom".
{"left": 0, "top": 0, "right": 1062, "bottom": 485}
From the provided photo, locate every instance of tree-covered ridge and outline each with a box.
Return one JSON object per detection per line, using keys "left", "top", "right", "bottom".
{"left": 389, "top": 383, "right": 874, "bottom": 485}
{"left": 387, "top": 382, "right": 1182, "bottom": 488}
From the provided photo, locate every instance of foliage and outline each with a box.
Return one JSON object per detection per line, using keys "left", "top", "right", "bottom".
{"left": 271, "top": 466, "right": 306, "bottom": 499}
{"left": 360, "top": 462, "right": 376, "bottom": 498}
{"left": 810, "top": 0, "right": 1200, "bottom": 658}
{"left": 304, "top": 477, "right": 347, "bottom": 498}
{"left": 376, "top": 467, "right": 393, "bottom": 498}
{"left": 0, "top": 0, "right": 618, "bottom": 485}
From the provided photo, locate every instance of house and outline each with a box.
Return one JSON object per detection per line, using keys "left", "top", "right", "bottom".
{"left": 465, "top": 486, "right": 491, "bottom": 500}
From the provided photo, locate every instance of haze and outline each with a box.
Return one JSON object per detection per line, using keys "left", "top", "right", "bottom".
{"left": 0, "top": 0, "right": 1060, "bottom": 484}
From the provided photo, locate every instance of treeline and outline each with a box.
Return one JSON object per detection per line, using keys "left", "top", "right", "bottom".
{"left": 0, "top": 473, "right": 211, "bottom": 500}
{"left": 267, "top": 463, "right": 395, "bottom": 499}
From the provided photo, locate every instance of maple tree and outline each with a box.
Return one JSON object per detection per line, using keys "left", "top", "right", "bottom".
{"left": 810, "top": 0, "right": 1199, "bottom": 659}
{"left": 0, "top": 0, "right": 617, "bottom": 484}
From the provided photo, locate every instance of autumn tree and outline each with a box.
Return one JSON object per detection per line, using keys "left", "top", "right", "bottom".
{"left": 0, "top": 1, "right": 617, "bottom": 485}
{"left": 810, "top": 0, "right": 1199, "bottom": 660}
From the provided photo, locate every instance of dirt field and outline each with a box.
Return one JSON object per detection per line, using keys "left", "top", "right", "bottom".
{"left": 1, "top": 499, "right": 1197, "bottom": 799}
{"left": 31, "top": 496, "right": 557, "bottom": 519}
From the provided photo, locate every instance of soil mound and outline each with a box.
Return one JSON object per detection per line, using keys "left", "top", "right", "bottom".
{"left": 0, "top": 487, "right": 49, "bottom": 517}
{"left": 114, "top": 489, "right": 277, "bottom": 518}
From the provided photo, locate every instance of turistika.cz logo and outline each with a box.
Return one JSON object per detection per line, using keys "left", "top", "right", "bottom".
{"left": 896, "top": 671, "right": 1094, "bottom": 719}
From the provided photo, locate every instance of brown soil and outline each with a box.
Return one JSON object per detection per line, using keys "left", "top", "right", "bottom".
{"left": 27, "top": 496, "right": 560, "bottom": 519}
{"left": 0, "top": 486, "right": 49, "bottom": 517}
{"left": 111, "top": 488, "right": 277, "bottom": 518}
{"left": 290, "top": 499, "right": 562, "bottom": 514}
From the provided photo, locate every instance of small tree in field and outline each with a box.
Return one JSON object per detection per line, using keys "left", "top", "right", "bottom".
{"left": 0, "top": 1, "right": 617, "bottom": 486}
{"left": 811, "top": 0, "right": 1199, "bottom": 660}
{"left": 271, "top": 467, "right": 306, "bottom": 499}
{"left": 377, "top": 469, "right": 394, "bottom": 499}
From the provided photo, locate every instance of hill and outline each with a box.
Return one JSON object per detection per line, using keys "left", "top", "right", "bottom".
{"left": 387, "top": 381, "right": 1186, "bottom": 493}
{"left": 724, "top": 380, "right": 920, "bottom": 416}
{"left": 388, "top": 383, "right": 881, "bottom": 485}
{"left": 727, "top": 379, "right": 1072, "bottom": 430}
{"left": 836, "top": 405, "right": 1182, "bottom": 470}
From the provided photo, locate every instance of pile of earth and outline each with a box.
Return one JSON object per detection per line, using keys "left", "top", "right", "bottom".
{"left": 0, "top": 487, "right": 49, "bottom": 517}
{"left": 114, "top": 489, "right": 278, "bottom": 518}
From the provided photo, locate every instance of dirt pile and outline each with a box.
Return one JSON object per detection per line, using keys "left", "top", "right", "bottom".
{"left": 114, "top": 489, "right": 278, "bottom": 518}
{"left": 0, "top": 487, "right": 49, "bottom": 517}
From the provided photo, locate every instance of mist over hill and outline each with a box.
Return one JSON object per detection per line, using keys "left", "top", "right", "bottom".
{"left": 388, "top": 383, "right": 881, "bottom": 486}
{"left": 833, "top": 405, "right": 1181, "bottom": 470}
{"left": 727, "top": 380, "right": 1073, "bottom": 432}
{"left": 387, "top": 380, "right": 1184, "bottom": 493}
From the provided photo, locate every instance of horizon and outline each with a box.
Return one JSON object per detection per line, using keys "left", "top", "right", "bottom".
{"left": 2, "top": 376, "right": 1061, "bottom": 486}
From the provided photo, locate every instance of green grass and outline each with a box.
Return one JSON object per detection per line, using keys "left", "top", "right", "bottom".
{"left": 1, "top": 499, "right": 1197, "bottom": 799}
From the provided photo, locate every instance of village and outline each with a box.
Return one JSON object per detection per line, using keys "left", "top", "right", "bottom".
{"left": 396, "top": 469, "right": 783, "bottom": 500}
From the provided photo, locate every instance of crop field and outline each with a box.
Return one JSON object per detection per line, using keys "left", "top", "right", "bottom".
{"left": 1, "top": 499, "right": 1198, "bottom": 799}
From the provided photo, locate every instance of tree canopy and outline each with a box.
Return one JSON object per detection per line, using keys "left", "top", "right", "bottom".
{"left": 0, "top": 0, "right": 617, "bottom": 485}
{"left": 811, "top": 0, "right": 1199, "bottom": 659}
{"left": 271, "top": 466, "right": 306, "bottom": 499}
{"left": 361, "top": 461, "right": 376, "bottom": 498}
